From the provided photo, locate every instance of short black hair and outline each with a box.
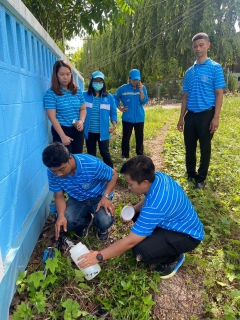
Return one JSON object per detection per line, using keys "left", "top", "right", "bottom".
{"left": 192, "top": 32, "right": 210, "bottom": 42}
{"left": 120, "top": 155, "right": 155, "bottom": 184}
{"left": 42, "top": 142, "right": 70, "bottom": 168}
{"left": 87, "top": 78, "right": 108, "bottom": 97}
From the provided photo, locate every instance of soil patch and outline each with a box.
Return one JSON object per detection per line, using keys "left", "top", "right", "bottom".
{"left": 147, "top": 122, "right": 205, "bottom": 320}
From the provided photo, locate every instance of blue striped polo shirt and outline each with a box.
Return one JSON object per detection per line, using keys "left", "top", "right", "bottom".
{"left": 89, "top": 96, "right": 100, "bottom": 133}
{"left": 44, "top": 88, "right": 86, "bottom": 126}
{"left": 183, "top": 58, "right": 226, "bottom": 112}
{"left": 47, "top": 154, "right": 114, "bottom": 200}
{"left": 131, "top": 172, "right": 204, "bottom": 241}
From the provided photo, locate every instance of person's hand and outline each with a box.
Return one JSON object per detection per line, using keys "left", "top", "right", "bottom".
{"left": 177, "top": 119, "right": 184, "bottom": 132}
{"left": 138, "top": 81, "right": 143, "bottom": 91}
{"left": 96, "top": 197, "right": 115, "bottom": 216}
{"left": 76, "top": 119, "right": 84, "bottom": 132}
{"left": 77, "top": 250, "right": 98, "bottom": 269}
{"left": 55, "top": 216, "right": 67, "bottom": 240}
{"left": 61, "top": 135, "right": 73, "bottom": 145}
{"left": 109, "top": 126, "right": 116, "bottom": 133}
{"left": 119, "top": 106, "right": 128, "bottom": 113}
{"left": 121, "top": 216, "right": 133, "bottom": 222}
{"left": 209, "top": 117, "right": 219, "bottom": 134}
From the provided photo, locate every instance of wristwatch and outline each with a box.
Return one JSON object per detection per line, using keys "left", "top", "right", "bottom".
{"left": 103, "top": 193, "right": 111, "bottom": 200}
{"left": 96, "top": 251, "right": 105, "bottom": 262}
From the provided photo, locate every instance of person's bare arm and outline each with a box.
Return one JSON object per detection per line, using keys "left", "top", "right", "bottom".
{"left": 75, "top": 104, "right": 86, "bottom": 131}
{"left": 209, "top": 89, "right": 223, "bottom": 134}
{"left": 132, "top": 199, "right": 145, "bottom": 213}
{"left": 46, "top": 109, "right": 72, "bottom": 145}
{"left": 78, "top": 232, "right": 146, "bottom": 268}
{"left": 177, "top": 93, "right": 188, "bottom": 132}
{"left": 96, "top": 169, "right": 118, "bottom": 215}
{"left": 54, "top": 191, "right": 67, "bottom": 239}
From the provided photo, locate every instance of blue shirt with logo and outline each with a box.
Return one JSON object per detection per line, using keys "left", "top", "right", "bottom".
{"left": 44, "top": 88, "right": 86, "bottom": 126}
{"left": 183, "top": 58, "right": 226, "bottom": 112}
{"left": 131, "top": 172, "right": 204, "bottom": 241}
{"left": 47, "top": 154, "right": 114, "bottom": 200}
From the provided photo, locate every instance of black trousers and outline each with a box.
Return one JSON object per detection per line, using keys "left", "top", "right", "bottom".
{"left": 184, "top": 108, "right": 214, "bottom": 183}
{"left": 85, "top": 132, "right": 113, "bottom": 168}
{"left": 122, "top": 120, "right": 144, "bottom": 158}
{"left": 51, "top": 125, "right": 84, "bottom": 154}
{"left": 131, "top": 213, "right": 200, "bottom": 265}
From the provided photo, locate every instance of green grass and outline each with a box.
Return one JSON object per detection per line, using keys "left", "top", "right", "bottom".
{"left": 12, "top": 97, "right": 240, "bottom": 319}
{"left": 163, "top": 96, "right": 240, "bottom": 319}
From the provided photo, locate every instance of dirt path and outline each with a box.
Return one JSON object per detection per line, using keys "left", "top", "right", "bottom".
{"left": 147, "top": 122, "right": 205, "bottom": 320}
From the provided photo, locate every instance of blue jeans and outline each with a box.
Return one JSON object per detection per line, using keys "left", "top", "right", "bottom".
{"left": 65, "top": 197, "right": 114, "bottom": 235}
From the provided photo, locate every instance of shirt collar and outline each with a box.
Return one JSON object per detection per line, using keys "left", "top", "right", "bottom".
{"left": 71, "top": 154, "right": 81, "bottom": 175}
{"left": 194, "top": 57, "right": 210, "bottom": 66}
{"left": 60, "top": 87, "right": 70, "bottom": 93}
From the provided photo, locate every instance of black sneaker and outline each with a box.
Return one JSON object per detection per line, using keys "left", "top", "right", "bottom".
{"left": 155, "top": 254, "right": 185, "bottom": 279}
{"left": 97, "top": 229, "right": 109, "bottom": 241}
{"left": 79, "top": 214, "right": 93, "bottom": 238}
{"left": 194, "top": 182, "right": 205, "bottom": 190}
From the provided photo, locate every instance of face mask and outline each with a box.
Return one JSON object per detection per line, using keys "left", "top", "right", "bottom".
{"left": 92, "top": 82, "right": 104, "bottom": 91}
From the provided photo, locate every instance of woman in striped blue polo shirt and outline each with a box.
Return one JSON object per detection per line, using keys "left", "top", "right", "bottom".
{"left": 83, "top": 71, "right": 117, "bottom": 168}
{"left": 44, "top": 60, "right": 86, "bottom": 154}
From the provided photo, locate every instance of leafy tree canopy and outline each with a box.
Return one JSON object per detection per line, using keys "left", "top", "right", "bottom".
{"left": 72, "top": 0, "right": 240, "bottom": 83}
{"left": 23, "top": 0, "right": 141, "bottom": 42}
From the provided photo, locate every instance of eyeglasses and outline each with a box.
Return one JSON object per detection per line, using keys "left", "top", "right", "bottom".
{"left": 92, "top": 80, "right": 104, "bottom": 83}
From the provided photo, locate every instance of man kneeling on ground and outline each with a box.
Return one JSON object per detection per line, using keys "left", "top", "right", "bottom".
{"left": 42, "top": 142, "right": 117, "bottom": 241}
{"left": 78, "top": 155, "right": 204, "bottom": 278}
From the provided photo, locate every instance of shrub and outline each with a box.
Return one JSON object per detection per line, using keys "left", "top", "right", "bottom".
{"left": 227, "top": 72, "right": 238, "bottom": 92}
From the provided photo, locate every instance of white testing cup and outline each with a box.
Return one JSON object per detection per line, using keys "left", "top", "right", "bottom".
{"left": 121, "top": 206, "right": 135, "bottom": 221}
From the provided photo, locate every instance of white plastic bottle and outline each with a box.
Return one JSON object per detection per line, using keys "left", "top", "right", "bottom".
{"left": 69, "top": 242, "right": 101, "bottom": 280}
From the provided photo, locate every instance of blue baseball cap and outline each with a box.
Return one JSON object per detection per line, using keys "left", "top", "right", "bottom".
{"left": 129, "top": 69, "right": 141, "bottom": 80}
{"left": 92, "top": 70, "right": 105, "bottom": 80}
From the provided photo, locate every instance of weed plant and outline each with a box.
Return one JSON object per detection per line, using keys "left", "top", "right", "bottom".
{"left": 12, "top": 99, "right": 240, "bottom": 319}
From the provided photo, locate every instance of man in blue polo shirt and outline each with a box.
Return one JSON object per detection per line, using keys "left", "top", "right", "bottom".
{"left": 177, "top": 32, "right": 226, "bottom": 189}
{"left": 42, "top": 142, "right": 117, "bottom": 241}
{"left": 78, "top": 156, "right": 204, "bottom": 279}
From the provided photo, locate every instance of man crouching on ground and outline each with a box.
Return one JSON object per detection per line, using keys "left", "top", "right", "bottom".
{"left": 78, "top": 155, "right": 204, "bottom": 279}
{"left": 42, "top": 142, "right": 117, "bottom": 241}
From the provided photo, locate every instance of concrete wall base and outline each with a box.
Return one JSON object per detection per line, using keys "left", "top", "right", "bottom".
{"left": 0, "top": 187, "right": 53, "bottom": 320}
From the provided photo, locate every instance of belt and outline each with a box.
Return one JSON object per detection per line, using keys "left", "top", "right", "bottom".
{"left": 188, "top": 107, "right": 214, "bottom": 113}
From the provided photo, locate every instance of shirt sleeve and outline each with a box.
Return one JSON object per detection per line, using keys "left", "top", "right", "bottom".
{"left": 44, "top": 89, "right": 57, "bottom": 109}
{"left": 140, "top": 86, "right": 149, "bottom": 105}
{"left": 214, "top": 65, "right": 226, "bottom": 90}
{"left": 94, "top": 158, "right": 114, "bottom": 182}
{"left": 109, "top": 94, "right": 118, "bottom": 122}
{"left": 113, "top": 88, "right": 122, "bottom": 107}
{"left": 47, "top": 169, "right": 63, "bottom": 193}
{"left": 131, "top": 205, "right": 165, "bottom": 236}
{"left": 182, "top": 72, "right": 189, "bottom": 93}
{"left": 77, "top": 88, "right": 86, "bottom": 106}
